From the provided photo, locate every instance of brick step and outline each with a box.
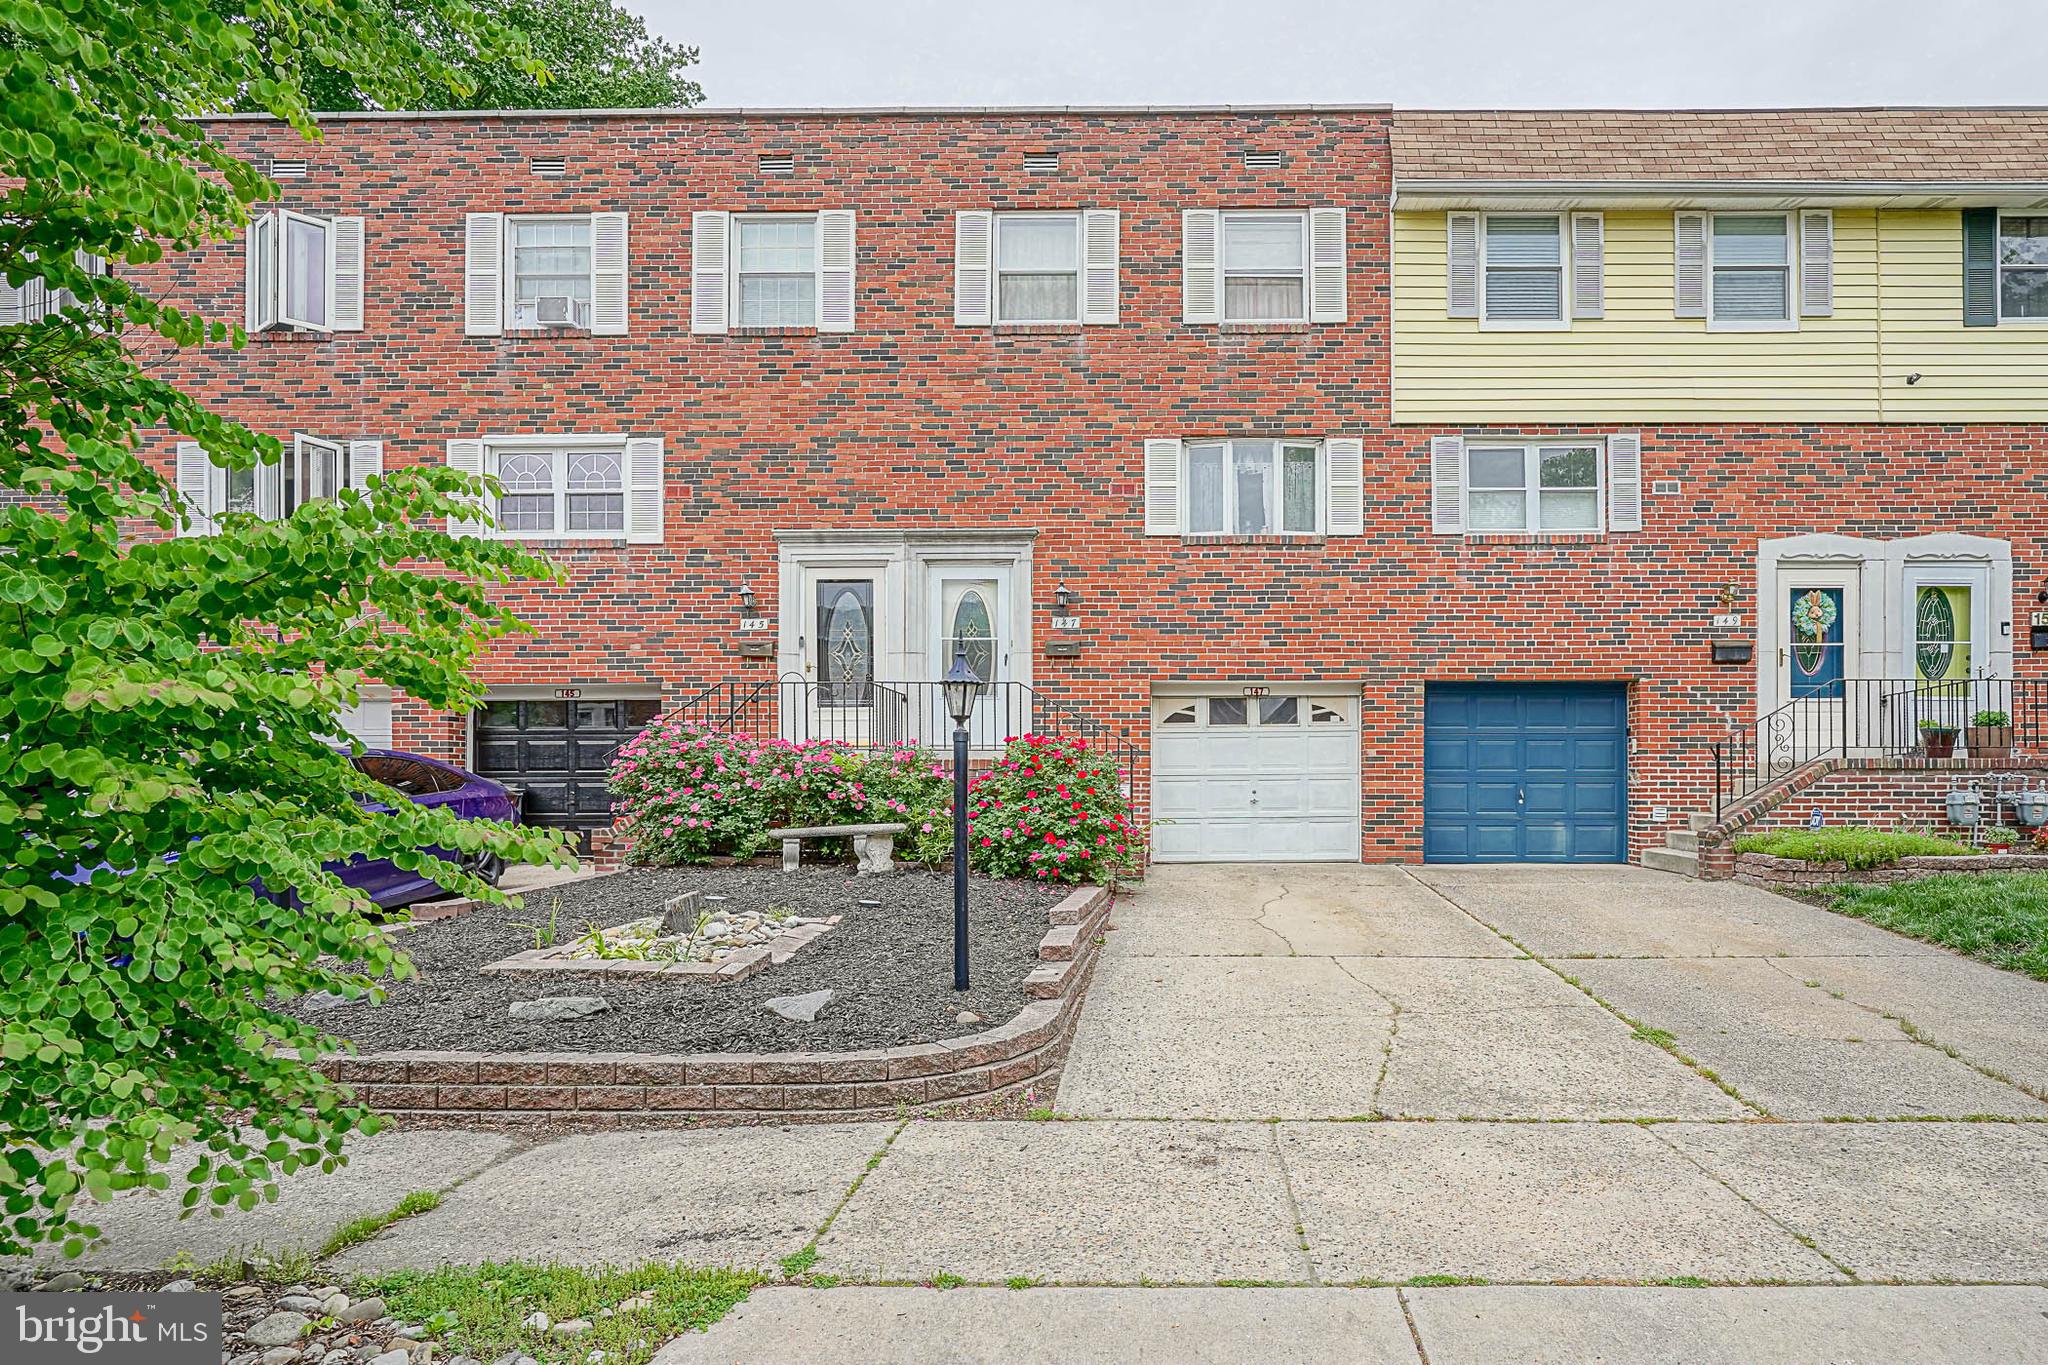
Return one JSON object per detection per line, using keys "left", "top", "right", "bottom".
{"left": 1641, "top": 846, "right": 1700, "bottom": 878}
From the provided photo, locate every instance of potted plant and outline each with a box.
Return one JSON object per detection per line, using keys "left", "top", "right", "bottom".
{"left": 1982, "top": 825, "right": 2020, "bottom": 853}
{"left": 1966, "top": 709, "right": 2014, "bottom": 760}
{"left": 1920, "top": 717, "right": 1960, "bottom": 759}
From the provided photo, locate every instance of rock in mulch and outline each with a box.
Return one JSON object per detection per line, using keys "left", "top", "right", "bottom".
{"left": 244, "top": 1312, "right": 311, "bottom": 1348}
{"left": 335, "top": 1296, "right": 383, "bottom": 1323}
{"left": 763, "top": 989, "right": 835, "bottom": 1023}
{"left": 507, "top": 996, "right": 610, "bottom": 1022}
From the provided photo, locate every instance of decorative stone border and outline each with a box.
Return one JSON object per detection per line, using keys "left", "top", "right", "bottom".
{"left": 319, "top": 883, "right": 1114, "bottom": 1124}
{"left": 480, "top": 916, "right": 839, "bottom": 983}
{"left": 1736, "top": 850, "right": 2048, "bottom": 888}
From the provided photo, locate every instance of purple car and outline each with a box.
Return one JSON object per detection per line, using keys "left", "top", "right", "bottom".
{"left": 343, "top": 749, "right": 522, "bottom": 909}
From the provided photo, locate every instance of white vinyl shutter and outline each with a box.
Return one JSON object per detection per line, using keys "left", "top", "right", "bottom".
{"left": 954, "top": 211, "right": 993, "bottom": 326}
{"left": 1446, "top": 213, "right": 1479, "bottom": 318}
{"left": 1323, "top": 437, "right": 1364, "bottom": 535}
{"left": 1673, "top": 212, "right": 1708, "bottom": 318}
{"left": 446, "top": 438, "right": 487, "bottom": 536}
{"left": 0, "top": 278, "right": 24, "bottom": 326}
{"left": 1570, "top": 212, "right": 1604, "bottom": 319}
{"left": 1430, "top": 435, "right": 1465, "bottom": 534}
{"left": 246, "top": 212, "right": 278, "bottom": 333}
{"left": 817, "top": 209, "right": 856, "bottom": 332}
{"left": 175, "top": 441, "right": 216, "bottom": 536}
{"left": 1081, "top": 209, "right": 1120, "bottom": 325}
{"left": 347, "top": 439, "right": 383, "bottom": 493}
{"left": 1606, "top": 433, "right": 1643, "bottom": 532}
{"left": 1800, "top": 209, "right": 1834, "bottom": 318}
{"left": 590, "top": 211, "right": 629, "bottom": 335}
{"left": 1181, "top": 210, "right": 1221, "bottom": 324}
{"left": 463, "top": 213, "right": 504, "bottom": 336}
{"left": 1309, "top": 207, "right": 1347, "bottom": 323}
{"left": 690, "top": 210, "right": 730, "bottom": 334}
{"left": 1144, "top": 438, "right": 1182, "bottom": 535}
{"left": 330, "top": 217, "right": 364, "bottom": 331}
{"left": 625, "top": 437, "right": 664, "bottom": 544}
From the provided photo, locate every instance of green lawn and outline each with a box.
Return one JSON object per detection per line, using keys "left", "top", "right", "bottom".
{"left": 1822, "top": 872, "right": 2048, "bottom": 981}
{"left": 354, "top": 1262, "right": 761, "bottom": 1365}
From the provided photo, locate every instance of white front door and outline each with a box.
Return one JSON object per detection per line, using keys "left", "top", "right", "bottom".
{"left": 1150, "top": 693, "right": 1361, "bottom": 862}
{"left": 798, "top": 568, "right": 895, "bottom": 745}
{"left": 927, "top": 567, "right": 1018, "bottom": 745}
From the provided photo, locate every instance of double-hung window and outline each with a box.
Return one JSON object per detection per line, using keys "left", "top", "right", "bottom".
{"left": 1998, "top": 214, "right": 2048, "bottom": 321}
{"left": 1482, "top": 215, "right": 1565, "bottom": 325}
{"left": 733, "top": 214, "right": 819, "bottom": 327}
{"left": 995, "top": 213, "right": 1080, "bottom": 323}
{"left": 1709, "top": 213, "right": 1792, "bottom": 327}
{"left": 1464, "top": 443, "right": 1602, "bottom": 533}
{"left": 507, "top": 215, "right": 592, "bottom": 329}
{"left": 175, "top": 433, "right": 381, "bottom": 534}
{"left": 1221, "top": 212, "right": 1307, "bottom": 322}
{"left": 490, "top": 445, "right": 627, "bottom": 538}
{"left": 246, "top": 210, "right": 361, "bottom": 332}
{"left": 1184, "top": 440, "right": 1322, "bottom": 535}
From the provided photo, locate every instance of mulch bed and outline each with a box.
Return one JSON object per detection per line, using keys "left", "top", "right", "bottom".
{"left": 281, "top": 865, "right": 1066, "bottom": 1056}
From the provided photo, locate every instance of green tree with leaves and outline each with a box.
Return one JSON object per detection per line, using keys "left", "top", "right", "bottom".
{"left": 249, "top": 0, "right": 703, "bottom": 112}
{"left": 0, "top": 0, "right": 586, "bottom": 1255}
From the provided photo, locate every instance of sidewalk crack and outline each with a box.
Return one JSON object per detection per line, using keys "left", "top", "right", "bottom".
{"left": 1641, "top": 1123, "right": 1863, "bottom": 1283}
{"left": 1266, "top": 1122, "right": 1321, "bottom": 1286}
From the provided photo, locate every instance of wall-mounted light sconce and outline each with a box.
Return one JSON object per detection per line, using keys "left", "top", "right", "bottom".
{"left": 735, "top": 584, "right": 757, "bottom": 612}
{"left": 1053, "top": 583, "right": 1079, "bottom": 610}
{"left": 1714, "top": 583, "right": 1741, "bottom": 610}
{"left": 1906, "top": 372, "right": 1923, "bottom": 386}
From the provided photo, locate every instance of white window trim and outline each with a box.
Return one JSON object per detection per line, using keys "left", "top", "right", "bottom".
{"left": 1182, "top": 438, "right": 1325, "bottom": 536}
{"left": 1220, "top": 210, "right": 1310, "bottom": 325}
{"left": 1995, "top": 210, "right": 2048, "bottom": 325}
{"left": 728, "top": 210, "right": 822, "bottom": 328}
{"left": 479, "top": 433, "right": 631, "bottom": 542}
{"left": 1706, "top": 211, "right": 1799, "bottom": 333}
{"left": 1461, "top": 440, "right": 1607, "bottom": 536}
{"left": 1478, "top": 212, "right": 1570, "bottom": 331}
{"left": 501, "top": 213, "right": 594, "bottom": 330}
{"left": 992, "top": 211, "right": 1083, "bottom": 325}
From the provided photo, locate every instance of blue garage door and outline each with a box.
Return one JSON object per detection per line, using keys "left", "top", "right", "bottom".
{"left": 1423, "top": 683, "right": 1627, "bottom": 863}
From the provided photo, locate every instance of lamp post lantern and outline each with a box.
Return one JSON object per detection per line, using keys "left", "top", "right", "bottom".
{"left": 941, "top": 650, "right": 983, "bottom": 991}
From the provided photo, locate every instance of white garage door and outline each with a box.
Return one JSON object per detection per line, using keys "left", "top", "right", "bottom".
{"left": 1151, "top": 693, "right": 1361, "bottom": 862}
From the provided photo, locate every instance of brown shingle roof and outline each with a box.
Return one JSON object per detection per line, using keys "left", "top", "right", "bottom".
{"left": 1393, "top": 108, "right": 2048, "bottom": 183}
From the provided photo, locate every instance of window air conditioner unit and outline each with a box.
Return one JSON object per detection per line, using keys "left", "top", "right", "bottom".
{"left": 534, "top": 295, "right": 587, "bottom": 328}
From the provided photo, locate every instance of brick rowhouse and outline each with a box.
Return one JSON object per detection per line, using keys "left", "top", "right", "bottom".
{"left": 133, "top": 106, "right": 2048, "bottom": 863}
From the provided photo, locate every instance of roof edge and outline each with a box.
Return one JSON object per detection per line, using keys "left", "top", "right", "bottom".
{"left": 204, "top": 102, "right": 1393, "bottom": 124}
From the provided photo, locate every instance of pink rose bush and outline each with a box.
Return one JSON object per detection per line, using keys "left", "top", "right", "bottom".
{"left": 966, "top": 735, "right": 1140, "bottom": 885}
{"left": 609, "top": 720, "right": 953, "bottom": 866}
{"left": 610, "top": 721, "right": 1138, "bottom": 883}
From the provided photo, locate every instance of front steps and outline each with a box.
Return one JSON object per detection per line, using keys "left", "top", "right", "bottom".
{"left": 1641, "top": 811, "right": 1712, "bottom": 878}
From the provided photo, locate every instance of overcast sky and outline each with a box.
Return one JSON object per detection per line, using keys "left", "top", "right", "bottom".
{"left": 649, "top": 0, "right": 2041, "bottom": 109}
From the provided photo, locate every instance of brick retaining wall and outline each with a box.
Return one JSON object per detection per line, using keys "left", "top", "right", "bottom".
{"left": 320, "top": 884, "right": 1113, "bottom": 1123}
{"left": 1735, "top": 850, "right": 2048, "bottom": 889}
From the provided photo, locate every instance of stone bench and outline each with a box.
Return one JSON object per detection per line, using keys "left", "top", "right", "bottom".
{"left": 767, "top": 822, "right": 908, "bottom": 875}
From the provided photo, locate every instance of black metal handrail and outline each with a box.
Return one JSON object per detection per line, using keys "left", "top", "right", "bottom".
{"left": 667, "top": 675, "right": 1141, "bottom": 799}
{"left": 1711, "top": 676, "right": 2048, "bottom": 816}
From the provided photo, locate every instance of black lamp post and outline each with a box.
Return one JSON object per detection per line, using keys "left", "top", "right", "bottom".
{"left": 941, "top": 649, "right": 984, "bottom": 991}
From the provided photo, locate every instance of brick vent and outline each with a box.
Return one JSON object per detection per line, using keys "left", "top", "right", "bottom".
{"left": 319, "top": 883, "right": 1113, "bottom": 1123}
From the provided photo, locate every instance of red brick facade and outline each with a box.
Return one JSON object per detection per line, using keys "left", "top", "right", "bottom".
{"left": 142, "top": 108, "right": 2048, "bottom": 864}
